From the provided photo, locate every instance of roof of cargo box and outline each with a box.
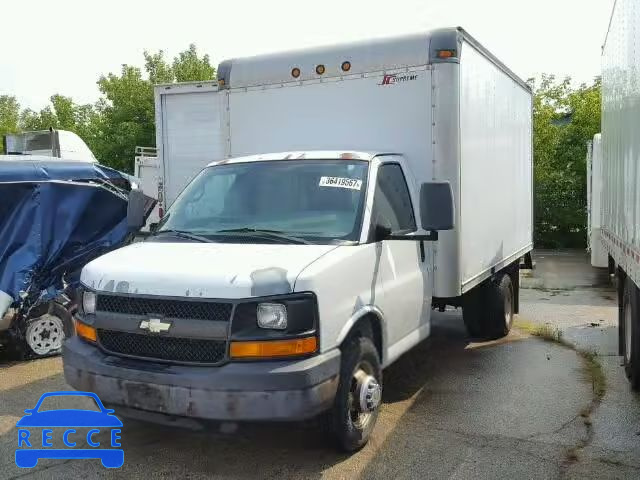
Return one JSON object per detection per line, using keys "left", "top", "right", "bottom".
{"left": 217, "top": 26, "right": 530, "bottom": 91}
{"left": 207, "top": 151, "right": 384, "bottom": 167}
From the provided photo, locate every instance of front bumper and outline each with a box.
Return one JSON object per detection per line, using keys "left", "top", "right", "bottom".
{"left": 63, "top": 337, "right": 340, "bottom": 422}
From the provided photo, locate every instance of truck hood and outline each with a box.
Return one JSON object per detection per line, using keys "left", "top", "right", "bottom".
{"left": 80, "top": 241, "right": 339, "bottom": 299}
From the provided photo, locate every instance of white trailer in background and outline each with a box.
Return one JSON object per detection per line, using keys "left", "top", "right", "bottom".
{"left": 154, "top": 81, "right": 227, "bottom": 210}
{"left": 68, "top": 27, "right": 533, "bottom": 451}
{"left": 133, "top": 146, "right": 161, "bottom": 228}
{"left": 601, "top": 0, "right": 640, "bottom": 390}
{"left": 587, "top": 133, "right": 608, "bottom": 268}
{"left": 1, "top": 129, "right": 97, "bottom": 162}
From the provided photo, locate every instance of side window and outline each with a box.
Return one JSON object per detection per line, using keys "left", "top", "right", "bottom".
{"left": 371, "top": 163, "right": 416, "bottom": 233}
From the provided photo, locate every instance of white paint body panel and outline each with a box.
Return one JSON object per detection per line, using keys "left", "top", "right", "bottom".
{"left": 294, "top": 240, "right": 431, "bottom": 367}
{"left": 81, "top": 242, "right": 337, "bottom": 299}
{"left": 587, "top": 134, "right": 608, "bottom": 268}
{"left": 228, "top": 68, "right": 433, "bottom": 187}
{"left": 601, "top": 0, "right": 640, "bottom": 286}
{"left": 457, "top": 43, "right": 533, "bottom": 292}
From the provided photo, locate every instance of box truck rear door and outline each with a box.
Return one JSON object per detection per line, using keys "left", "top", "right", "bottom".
{"left": 158, "top": 87, "right": 228, "bottom": 208}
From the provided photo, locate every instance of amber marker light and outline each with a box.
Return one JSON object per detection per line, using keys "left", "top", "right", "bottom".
{"left": 230, "top": 336, "right": 317, "bottom": 359}
{"left": 76, "top": 321, "right": 97, "bottom": 343}
{"left": 437, "top": 49, "right": 456, "bottom": 59}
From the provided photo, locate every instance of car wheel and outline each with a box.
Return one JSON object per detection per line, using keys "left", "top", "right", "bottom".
{"left": 325, "top": 335, "right": 382, "bottom": 452}
{"left": 23, "top": 302, "right": 74, "bottom": 359}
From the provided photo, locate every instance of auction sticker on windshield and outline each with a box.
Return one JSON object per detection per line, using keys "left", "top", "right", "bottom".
{"left": 319, "top": 176, "right": 363, "bottom": 190}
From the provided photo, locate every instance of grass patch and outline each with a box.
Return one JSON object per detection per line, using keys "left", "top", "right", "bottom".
{"left": 514, "top": 319, "right": 606, "bottom": 401}
{"left": 514, "top": 319, "right": 565, "bottom": 343}
{"left": 580, "top": 349, "right": 606, "bottom": 401}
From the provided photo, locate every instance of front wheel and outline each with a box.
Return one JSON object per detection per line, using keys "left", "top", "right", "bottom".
{"left": 325, "top": 336, "right": 382, "bottom": 452}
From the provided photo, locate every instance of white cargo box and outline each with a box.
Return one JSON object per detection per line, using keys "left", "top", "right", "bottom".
{"left": 601, "top": 0, "right": 640, "bottom": 287}
{"left": 155, "top": 27, "right": 533, "bottom": 297}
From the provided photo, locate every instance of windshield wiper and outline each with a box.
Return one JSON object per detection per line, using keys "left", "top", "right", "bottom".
{"left": 153, "top": 229, "right": 215, "bottom": 243}
{"left": 214, "top": 228, "right": 313, "bottom": 245}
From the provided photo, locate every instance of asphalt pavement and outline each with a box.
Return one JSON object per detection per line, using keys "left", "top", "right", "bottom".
{"left": 0, "top": 249, "right": 638, "bottom": 479}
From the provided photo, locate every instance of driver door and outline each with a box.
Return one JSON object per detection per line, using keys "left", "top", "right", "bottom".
{"left": 370, "top": 162, "right": 431, "bottom": 361}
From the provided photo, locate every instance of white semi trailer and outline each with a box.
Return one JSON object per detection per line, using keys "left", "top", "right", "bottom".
{"left": 587, "top": 133, "right": 608, "bottom": 268}
{"left": 64, "top": 27, "right": 533, "bottom": 451}
{"left": 601, "top": 0, "right": 640, "bottom": 390}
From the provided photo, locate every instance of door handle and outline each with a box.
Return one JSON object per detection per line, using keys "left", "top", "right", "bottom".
{"left": 419, "top": 241, "right": 426, "bottom": 262}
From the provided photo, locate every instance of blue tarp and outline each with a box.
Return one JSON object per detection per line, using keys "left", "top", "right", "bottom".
{"left": 0, "top": 161, "right": 134, "bottom": 309}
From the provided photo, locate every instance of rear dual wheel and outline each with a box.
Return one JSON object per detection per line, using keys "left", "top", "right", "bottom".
{"left": 622, "top": 278, "right": 640, "bottom": 391}
{"left": 463, "top": 273, "right": 514, "bottom": 340}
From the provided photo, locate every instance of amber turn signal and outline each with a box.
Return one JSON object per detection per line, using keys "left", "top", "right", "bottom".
{"left": 437, "top": 49, "right": 456, "bottom": 59}
{"left": 230, "top": 336, "right": 317, "bottom": 359}
{"left": 76, "top": 321, "right": 97, "bottom": 343}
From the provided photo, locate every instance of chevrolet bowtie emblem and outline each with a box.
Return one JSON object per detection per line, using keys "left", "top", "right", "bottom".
{"left": 139, "top": 318, "right": 171, "bottom": 333}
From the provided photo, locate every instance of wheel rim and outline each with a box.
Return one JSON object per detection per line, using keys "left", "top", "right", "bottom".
{"left": 347, "top": 360, "right": 380, "bottom": 430}
{"left": 25, "top": 314, "right": 65, "bottom": 356}
{"left": 504, "top": 284, "right": 513, "bottom": 329}
{"left": 624, "top": 296, "right": 632, "bottom": 364}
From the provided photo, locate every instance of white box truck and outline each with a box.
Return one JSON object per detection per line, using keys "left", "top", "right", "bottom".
{"left": 601, "top": 0, "right": 640, "bottom": 390}
{"left": 587, "top": 133, "right": 608, "bottom": 268}
{"left": 63, "top": 27, "right": 533, "bottom": 451}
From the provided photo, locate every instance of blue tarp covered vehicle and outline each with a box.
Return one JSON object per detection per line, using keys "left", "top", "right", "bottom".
{"left": 0, "top": 160, "right": 152, "bottom": 358}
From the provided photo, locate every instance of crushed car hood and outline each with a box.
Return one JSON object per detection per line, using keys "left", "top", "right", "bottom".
{"left": 81, "top": 241, "right": 339, "bottom": 299}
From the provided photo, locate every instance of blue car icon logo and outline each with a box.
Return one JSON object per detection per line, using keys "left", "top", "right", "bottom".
{"left": 15, "top": 391, "right": 123, "bottom": 468}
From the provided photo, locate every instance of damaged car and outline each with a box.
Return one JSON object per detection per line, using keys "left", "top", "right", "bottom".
{"left": 0, "top": 159, "right": 153, "bottom": 359}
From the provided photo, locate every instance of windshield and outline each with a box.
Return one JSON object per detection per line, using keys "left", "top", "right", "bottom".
{"left": 157, "top": 160, "right": 369, "bottom": 243}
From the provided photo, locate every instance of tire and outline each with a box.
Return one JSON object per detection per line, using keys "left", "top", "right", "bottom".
{"left": 622, "top": 278, "right": 640, "bottom": 391}
{"left": 462, "top": 284, "right": 485, "bottom": 338}
{"left": 486, "top": 274, "right": 515, "bottom": 339}
{"left": 462, "top": 273, "right": 514, "bottom": 340}
{"left": 325, "top": 336, "right": 382, "bottom": 452}
{"left": 20, "top": 302, "right": 74, "bottom": 359}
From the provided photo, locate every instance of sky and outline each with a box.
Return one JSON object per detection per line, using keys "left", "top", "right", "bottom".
{"left": 1, "top": 0, "right": 615, "bottom": 110}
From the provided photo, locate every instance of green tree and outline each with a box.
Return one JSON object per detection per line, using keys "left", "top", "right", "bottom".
{"left": 530, "top": 75, "right": 601, "bottom": 248}
{"left": 0, "top": 95, "right": 20, "bottom": 153}
{"left": 172, "top": 44, "right": 215, "bottom": 82}
{"left": 93, "top": 44, "right": 215, "bottom": 172}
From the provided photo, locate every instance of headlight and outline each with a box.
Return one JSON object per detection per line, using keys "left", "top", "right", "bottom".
{"left": 256, "top": 303, "right": 287, "bottom": 330}
{"left": 82, "top": 291, "right": 97, "bottom": 315}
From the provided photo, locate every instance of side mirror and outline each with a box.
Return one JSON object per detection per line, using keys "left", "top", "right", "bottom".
{"left": 149, "top": 222, "right": 159, "bottom": 234}
{"left": 420, "top": 182, "right": 454, "bottom": 231}
{"left": 374, "top": 224, "right": 392, "bottom": 242}
{"left": 127, "top": 188, "right": 146, "bottom": 232}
